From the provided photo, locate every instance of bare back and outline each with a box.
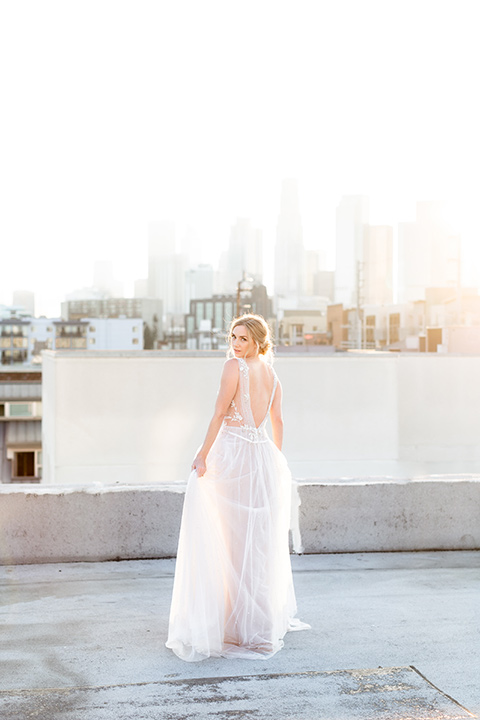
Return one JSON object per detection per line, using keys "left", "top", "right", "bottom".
{"left": 225, "top": 358, "right": 276, "bottom": 430}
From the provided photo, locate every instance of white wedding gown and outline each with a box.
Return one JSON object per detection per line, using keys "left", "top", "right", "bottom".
{"left": 165, "top": 357, "right": 309, "bottom": 661}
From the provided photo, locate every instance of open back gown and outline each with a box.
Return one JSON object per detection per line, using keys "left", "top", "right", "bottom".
{"left": 165, "top": 357, "right": 309, "bottom": 661}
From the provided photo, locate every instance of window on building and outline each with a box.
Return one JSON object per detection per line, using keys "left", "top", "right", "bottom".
{"left": 9, "top": 403, "right": 33, "bottom": 417}
{"left": 214, "top": 302, "right": 223, "bottom": 330}
{"left": 14, "top": 451, "right": 35, "bottom": 478}
{"left": 366, "top": 315, "right": 376, "bottom": 345}
{"left": 389, "top": 313, "right": 400, "bottom": 344}
{"left": 205, "top": 302, "right": 213, "bottom": 321}
{"left": 89, "top": 338, "right": 96, "bottom": 344}
{"left": 132, "top": 326, "right": 138, "bottom": 332}
{"left": 186, "top": 315, "right": 195, "bottom": 337}
{"left": 1, "top": 350, "right": 27, "bottom": 364}
{"left": 89, "top": 326, "right": 96, "bottom": 332}
{"left": 292, "top": 324, "right": 304, "bottom": 344}
{"left": 224, "top": 302, "right": 233, "bottom": 326}
{"left": 132, "top": 338, "right": 139, "bottom": 345}
{"left": 195, "top": 303, "right": 204, "bottom": 328}
{"left": 0, "top": 403, "right": 5, "bottom": 417}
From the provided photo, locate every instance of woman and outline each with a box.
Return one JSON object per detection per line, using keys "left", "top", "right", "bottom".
{"left": 165, "top": 314, "right": 309, "bottom": 661}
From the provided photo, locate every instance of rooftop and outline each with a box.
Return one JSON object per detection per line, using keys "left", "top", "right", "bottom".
{"left": 1, "top": 551, "right": 479, "bottom": 719}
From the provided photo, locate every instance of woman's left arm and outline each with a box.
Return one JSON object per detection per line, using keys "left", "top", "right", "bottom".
{"left": 269, "top": 380, "right": 284, "bottom": 451}
{"left": 192, "top": 359, "right": 238, "bottom": 476}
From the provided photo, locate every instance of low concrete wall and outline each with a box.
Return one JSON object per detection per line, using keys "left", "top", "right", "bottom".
{"left": 1, "top": 479, "right": 479, "bottom": 564}
{"left": 299, "top": 479, "right": 480, "bottom": 553}
{"left": 0, "top": 485, "right": 184, "bottom": 565}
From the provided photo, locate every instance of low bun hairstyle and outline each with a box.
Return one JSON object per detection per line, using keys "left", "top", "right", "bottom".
{"left": 228, "top": 314, "right": 274, "bottom": 361}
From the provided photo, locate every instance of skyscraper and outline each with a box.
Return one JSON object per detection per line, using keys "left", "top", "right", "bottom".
{"left": 12, "top": 290, "right": 35, "bottom": 316}
{"left": 334, "top": 195, "right": 369, "bottom": 307}
{"left": 93, "top": 260, "right": 123, "bottom": 298}
{"left": 398, "top": 201, "right": 461, "bottom": 303}
{"left": 147, "top": 222, "right": 186, "bottom": 315}
{"left": 274, "top": 179, "right": 305, "bottom": 300}
{"left": 185, "top": 264, "right": 214, "bottom": 306}
{"left": 217, "top": 218, "right": 263, "bottom": 295}
{"left": 363, "top": 225, "right": 393, "bottom": 306}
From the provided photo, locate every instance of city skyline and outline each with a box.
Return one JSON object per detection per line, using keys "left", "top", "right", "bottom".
{"left": 0, "top": 186, "right": 476, "bottom": 318}
{"left": 1, "top": 0, "right": 480, "bottom": 316}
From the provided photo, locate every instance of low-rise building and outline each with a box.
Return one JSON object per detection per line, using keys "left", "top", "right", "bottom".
{"left": 1, "top": 315, "right": 144, "bottom": 365}
{"left": 61, "top": 297, "right": 163, "bottom": 344}
{"left": 328, "top": 286, "right": 480, "bottom": 352}
{"left": 55, "top": 318, "right": 143, "bottom": 351}
{"left": 185, "top": 285, "right": 273, "bottom": 350}
{"left": 0, "top": 369, "right": 42, "bottom": 483}
{"left": 185, "top": 295, "right": 236, "bottom": 350}
{"left": 277, "top": 308, "right": 328, "bottom": 346}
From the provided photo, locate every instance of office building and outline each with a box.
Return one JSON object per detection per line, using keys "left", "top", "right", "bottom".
{"left": 185, "top": 265, "right": 214, "bottom": 306}
{"left": 334, "top": 195, "right": 369, "bottom": 306}
{"left": 398, "top": 201, "right": 461, "bottom": 303}
{"left": 217, "top": 218, "right": 263, "bottom": 295}
{"left": 274, "top": 179, "right": 305, "bottom": 300}
{"left": 363, "top": 225, "right": 393, "bottom": 306}
{"left": 147, "top": 221, "right": 187, "bottom": 315}
{"left": 12, "top": 291, "right": 35, "bottom": 317}
{"left": 0, "top": 369, "right": 42, "bottom": 483}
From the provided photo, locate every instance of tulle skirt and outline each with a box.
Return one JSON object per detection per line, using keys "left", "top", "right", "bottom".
{"left": 165, "top": 425, "right": 309, "bottom": 662}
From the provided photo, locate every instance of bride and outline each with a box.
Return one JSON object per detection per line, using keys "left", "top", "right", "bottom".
{"left": 165, "top": 314, "right": 309, "bottom": 661}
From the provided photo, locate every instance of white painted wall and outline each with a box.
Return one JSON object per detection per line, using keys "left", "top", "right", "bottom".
{"left": 42, "top": 351, "right": 480, "bottom": 486}
{"left": 42, "top": 352, "right": 223, "bottom": 485}
{"left": 87, "top": 317, "right": 142, "bottom": 350}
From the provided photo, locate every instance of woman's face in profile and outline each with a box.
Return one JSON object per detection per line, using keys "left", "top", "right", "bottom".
{"left": 231, "top": 325, "right": 257, "bottom": 358}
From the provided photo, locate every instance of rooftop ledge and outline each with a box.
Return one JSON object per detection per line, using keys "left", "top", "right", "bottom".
{"left": 41, "top": 349, "right": 480, "bottom": 359}
{"left": 1, "top": 477, "right": 479, "bottom": 565}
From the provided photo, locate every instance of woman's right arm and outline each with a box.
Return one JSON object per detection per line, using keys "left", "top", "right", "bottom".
{"left": 270, "top": 380, "right": 284, "bottom": 451}
{"left": 191, "top": 359, "right": 239, "bottom": 477}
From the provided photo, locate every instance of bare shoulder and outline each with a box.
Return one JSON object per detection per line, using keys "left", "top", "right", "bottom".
{"left": 223, "top": 357, "right": 239, "bottom": 373}
{"left": 221, "top": 358, "right": 240, "bottom": 381}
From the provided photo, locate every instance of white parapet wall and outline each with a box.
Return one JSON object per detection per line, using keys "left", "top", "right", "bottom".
{"left": 41, "top": 351, "right": 480, "bottom": 485}
{"left": 0, "top": 480, "right": 479, "bottom": 564}
{"left": 3, "top": 351, "right": 479, "bottom": 564}
{"left": 299, "top": 478, "right": 480, "bottom": 553}
{"left": 0, "top": 485, "right": 185, "bottom": 564}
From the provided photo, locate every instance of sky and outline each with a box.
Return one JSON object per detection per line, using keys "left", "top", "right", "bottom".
{"left": 1, "top": 0, "right": 480, "bottom": 316}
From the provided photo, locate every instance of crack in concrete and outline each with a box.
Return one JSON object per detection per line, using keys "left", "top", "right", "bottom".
{"left": 0, "top": 666, "right": 476, "bottom": 720}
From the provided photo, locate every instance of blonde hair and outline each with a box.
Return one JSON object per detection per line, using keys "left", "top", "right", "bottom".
{"left": 228, "top": 314, "right": 274, "bottom": 361}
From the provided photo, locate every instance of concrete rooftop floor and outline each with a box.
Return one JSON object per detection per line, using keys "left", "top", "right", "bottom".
{"left": 0, "top": 551, "right": 479, "bottom": 719}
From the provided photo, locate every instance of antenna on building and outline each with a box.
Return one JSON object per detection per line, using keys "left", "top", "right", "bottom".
{"left": 236, "top": 272, "right": 254, "bottom": 317}
{"left": 355, "top": 260, "right": 365, "bottom": 349}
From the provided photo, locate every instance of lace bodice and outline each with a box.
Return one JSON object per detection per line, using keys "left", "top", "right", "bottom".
{"left": 224, "top": 358, "right": 277, "bottom": 443}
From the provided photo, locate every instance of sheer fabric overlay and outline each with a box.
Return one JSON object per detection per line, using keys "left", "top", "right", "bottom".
{"left": 165, "top": 357, "right": 309, "bottom": 662}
